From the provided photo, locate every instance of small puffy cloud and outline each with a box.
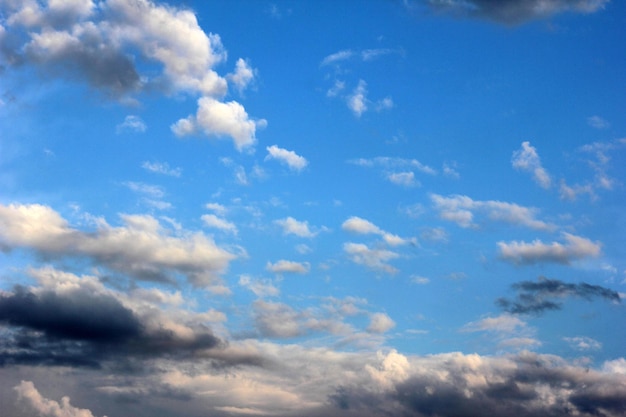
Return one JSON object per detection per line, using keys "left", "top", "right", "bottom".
{"left": 512, "top": 141, "right": 552, "bottom": 189}
{"left": 410, "top": 275, "right": 430, "bottom": 285}
{"left": 342, "top": 216, "right": 412, "bottom": 246}
{"left": 462, "top": 314, "right": 528, "bottom": 333}
{"left": 141, "top": 161, "right": 182, "bottom": 177}
{"left": 228, "top": 58, "right": 256, "bottom": 93}
{"left": 265, "top": 145, "right": 308, "bottom": 172}
{"left": 171, "top": 97, "right": 267, "bottom": 151}
{"left": 343, "top": 242, "right": 399, "bottom": 274}
{"left": 498, "top": 233, "right": 601, "bottom": 265}
{"left": 201, "top": 214, "right": 237, "bottom": 235}
{"left": 266, "top": 260, "right": 310, "bottom": 274}
{"left": 367, "top": 313, "right": 396, "bottom": 334}
{"left": 431, "top": 193, "right": 555, "bottom": 230}
{"left": 587, "top": 115, "right": 610, "bottom": 129}
{"left": 116, "top": 115, "right": 146, "bottom": 134}
{"left": 205, "top": 202, "right": 228, "bottom": 216}
{"left": 347, "top": 79, "right": 368, "bottom": 117}
{"left": 274, "top": 217, "right": 317, "bottom": 238}
{"left": 349, "top": 156, "right": 436, "bottom": 175}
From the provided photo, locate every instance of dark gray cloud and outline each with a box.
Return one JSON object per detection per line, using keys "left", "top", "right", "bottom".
{"left": 0, "top": 285, "right": 222, "bottom": 367}
{"left": 497, "top": 276, "right": 620, "bottom": 315}
{"left": 414, "top": 0, "right": 610, "bottom": 24}
{"left": 330, "top": 352, "right": 626, "bottom": 417}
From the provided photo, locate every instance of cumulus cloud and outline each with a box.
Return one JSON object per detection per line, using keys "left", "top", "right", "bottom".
{"left": 419, "top": 0, "right": 610, "bottom": 25}
{"left": 347, "top": 79, "right": 368, "bottom": 117}
{"left": 171, "top": 97, "right": 267, "bottom": 151}
{"left": 274, "top": 216, "right": 318, "bottom": 238}
{"left": 512, "top": 141, "right": 552, "bottom": 189}
{"left": 1, "top": 0, "right": 265, "bottom": 150}
{"left": 266, "top": 260, "right": 310, "bottom": 274}
{"left": 201, "top": 214, "right": 237, "bottom": 235}
{"left": 496, "top": 276, "right": 620, "bottom": 315}
{"left": 564, "top": 336, "right": 602, "bottom": 351}
{"left": 265, "top": 145, "right": 308, "bottom": 172}
{"left": 497, "top": 233, "right": 601, "bottom": 265}
{"left": 239, "top": 275, "right": 280, "bottom": 298}
{"left": 386, "top": 171, "right": 418, "bottom": 187}
{"left": 342, "top": 216, "right": 413, "bottom": 247}
{"left": 15, "top": 380, "right": 101, "bottom": 417}
{"left": 366, "top": 313, "right": 396, "bottom": 334}
{"left": 343, "top": 242, "right": 400, "bottom": 274}
{"left": 0, "top": 203, "right": 236, "bottom": 286}
{"left": 431, "top": 193, "right": 555, "bottom": 230}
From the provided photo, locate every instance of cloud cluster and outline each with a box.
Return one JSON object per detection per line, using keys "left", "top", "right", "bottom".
{"left": 418, "top": 0, "right": 610, "bottom": 24}
{"left": 431, "top": 193, "right": 555, "bottom": 230}
{"left": 497, "top": 276, "right": 620, "bottom": 315}
{"left": 0, "top": 0, "right": 263, "bottom": 150}
{"left": 0, "top": 203, "right": 236, "bottom": 286}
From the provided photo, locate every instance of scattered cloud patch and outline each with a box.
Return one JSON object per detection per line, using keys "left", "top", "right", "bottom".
{"left": 512, "top": 141, "right": 552, "bottom": 189}
{"left": 201, "top": 213, "right": 238, "bottom": 235}
{"left": 142, "top": 161, "right": 182, "bottom": 177}
{"left": 116, "top": 115, "right": 146, "bottom": 134}
{"left": 342, "top": 216, "right": 414, "bottom": 246}
{"left": 367, "top": 313, "right": 396, "bottom": 334}
{"left": 343, "top": 242, "right": 399, "bottom": 274}
{"left": 587, "top": 115, "right": 610, "bottom": 129}
{"left": 266, "top": 260, "right": 310, "bottom": 274}
{"left": 274, "top": 217, "right": 318, "bottom": 238}
{"left": 564, "top": 336, "right": 602, "bottom": 351}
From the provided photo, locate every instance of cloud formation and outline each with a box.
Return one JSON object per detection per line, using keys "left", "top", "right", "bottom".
{"left": 0, "top": 203, "right": 236, "bottom": 286}
{"left": 512, "top": 141, "right": 552, "bottom": 189}
{"left": 496, "top": 276, "right": 620, "bottom": 315}
{"left": 265, "top": 145, "right": 308, "bottom": 172}
{"left": 431, "top": 194, "right": 555, "bottom": 230}
{"left": 418, "top": 0, "right": 610, "bottom": 24}
{"left": 497, "top": 233, "right": 601, "bottom": 265}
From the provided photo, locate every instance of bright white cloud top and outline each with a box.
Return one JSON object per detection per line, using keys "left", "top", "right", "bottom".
{"left": 0, "top": 1, "right": 625, "bottom": 416}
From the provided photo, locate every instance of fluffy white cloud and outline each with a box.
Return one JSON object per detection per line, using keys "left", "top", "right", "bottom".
{"left": 265, "top": 145, "right": 308, "bottom": 172}
{"left": 367, "top": 313, "right": 396, "bottom": 334}
{"left": 266, "top": 260, "right": 310, "bottom": 274}
{"left": 498, "top": 233, "right": 601, "bottom": 265}
{"left": 343, "top": 242, "right": 399, "bottom": 274}
{"left": 564, "top": 336, "right": 602, "bottom": 351}
{"left": 116, "top": 115, "right": 146, "bottom": 133}
{"left": 172, "top": 97, "right": 267, "bottom": 151}
{"left": 201, "top": 214, "right": 237, "bottom": 235}
{"left": 386, "top": 171, "right": 418, "bottom": 187}
{"left": 15, "top": 380, "right": 100, "bottom": 417}
{"left": 275, "top": 216, "right": 317, "bottom": 238}
{"left": 342, "top": 216, "right": 413, "bottom": 247}
{"left": 228, "top": 58, "right": 256, "bottom": 92}
{"left": 347, "top": 79, "right": 367, "bottom": 117}
{"left": 462, "top": 314, "right": 528, "bottom": 333}
{"left": 0, "top": 203, "right": 236, "bottom": 286}
{"left": 512, "top": 141, "right": 552, "bottom": 189}
{"left": 239, "top": 275, "right": 280, "bottom": 297}
{"left": 431, "top": 193, "right": 555, "bottom": 230}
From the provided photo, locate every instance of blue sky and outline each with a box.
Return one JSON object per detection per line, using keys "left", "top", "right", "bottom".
{"left": 1, "top": 1, "right": 625, "bottom": 416}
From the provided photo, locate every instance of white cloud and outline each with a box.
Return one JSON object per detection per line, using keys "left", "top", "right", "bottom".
{"left": 349, "top": 156, "right": 436, "bottom": 175}
{"left": 386, "top": 171, "right": 418, "bottom": 187}
{"left": 462, "top": 314, "right": 527, "bottom": 333}
{"left": 343, "top": 242, "right": 399, "bottom": 274}
{"left": 141, "top": 161, "right": 182, "bottom": 177}
{"left": 410, "top": 275, "right": 430, "bottom": 285}
{"left": 587, "top": 115, "right": 610, "bottom": 129}
{"left": 367, "top": 313, "right": 396, "bottom": 334}
{"left": 0, "top": 203, "right": 236, "bottom": 286}
{"left": 228, "top": 58, "right": 256, "bottom": 93}
{"left": 347, "top": 79, "right": 367, "bottom": 117}
{"left": 274, "top": 217, "right": 317, "bottom": 238}
{"left": 171, "top": 97, "right": 267, "bottom": 151}
{"left": 124, "top": 181, "right": 164, "bottom": 199}
{"left": 342, "top": 216, "right": 412, "bottom": 247}
{"left": 15, "top": 380, "right": 101, "bottom": 417}
{"left": 266, "top": 260, "right": 310, "bottom": 274}
{"left": 512, "top": 141, "right": 552, "bottom": 189}
{"left": 265, "top": 145, "right": 308, "bottom": 172}
{"left": 239, "top": 275, "right": 279, "bottom": 297}
{"left": 201, "top": 214, "right": 237, "bottom": 235}
{"left": 498, "top": 233, "right": 601, "bottom": 265}
{"left": 564, "top": 336, "right": 602, "bottom": 351}
{"left": 205, "top": 202, "right": 228, "bottom": 216}
{"left": 320, "top": 49, "right": 355, "bottom": 66}
{"left": 116, "top": 115, "right": 146, "bottom": 133}
{"left": 430, "top": 194, "right": 555, "bottom": 230}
